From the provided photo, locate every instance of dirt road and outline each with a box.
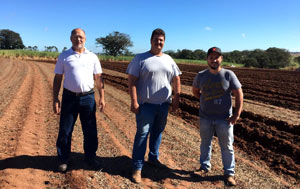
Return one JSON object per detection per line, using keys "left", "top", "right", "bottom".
{"left": 0, "top": 58, "right": 299, "bottom": 188}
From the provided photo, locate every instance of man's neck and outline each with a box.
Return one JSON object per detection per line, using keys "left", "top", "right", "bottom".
{"left": 72, "top": 47, "right": 85, "bottom": 54}
{"left": 209, "top": 67, "right": 222, "bottom": 74}
{"left": 150, "top": 49, "right": 163, "bottom": 56}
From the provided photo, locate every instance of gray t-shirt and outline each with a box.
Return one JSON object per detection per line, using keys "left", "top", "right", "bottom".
{"left": 126, "top": 51, "right": 181, "bottom": 104}
{"left": 192, "top": 68, "right": 242, "bottom": 119}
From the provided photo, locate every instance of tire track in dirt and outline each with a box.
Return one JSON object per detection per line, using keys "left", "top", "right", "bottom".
{"left": 0, "top": 60, "right": 39, "bottom": 187}
{"left": 0, "top": 59, "right": 26, "bottom": 116}
{"left": 0, "top": 60, "right": 63, "bottom": 188}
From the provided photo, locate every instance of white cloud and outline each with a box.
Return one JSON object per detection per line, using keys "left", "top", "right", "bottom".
{"left": 204, "top": 26, "right": 212, "bottom": 31}
{"left": 241, "top": 33, "right": 246, "bottom": 38}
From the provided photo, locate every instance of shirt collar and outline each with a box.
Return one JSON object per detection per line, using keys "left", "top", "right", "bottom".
{"left": 69, "top": 47, "right": 89, "bottom": 54}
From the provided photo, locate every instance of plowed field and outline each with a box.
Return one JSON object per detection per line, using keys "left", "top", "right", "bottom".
{"left": 0, "top": 58, "right": 299, "bottom": 188}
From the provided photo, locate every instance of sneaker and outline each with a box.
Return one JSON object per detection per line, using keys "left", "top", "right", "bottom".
{"left": 147, "top": 159, "right": 168, "bottom": 169}
{"left": 193, "top": 167, "right": 209, "bottom": 177}
{"left": 58, "top": 160, "right": 69, "bottom": 172}
{"left": 85, "top": 158, "right": 101, "bottom": 169}
{"left": 132, "top": 170, "right": 142, "bottom": 183}
{"left": 225, "top": 175, "right": 236, "bottom": 186}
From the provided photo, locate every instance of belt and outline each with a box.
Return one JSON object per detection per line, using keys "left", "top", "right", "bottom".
{"left": 64, "top": 88, "right": 94, "bottom": 97}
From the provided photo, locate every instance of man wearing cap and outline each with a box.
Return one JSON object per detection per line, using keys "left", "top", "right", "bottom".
{"left": 53, "top": 28, "right": 105, "bottom": 172}
{"left": 192, "top": 47, "right": 243, "bottom": 186}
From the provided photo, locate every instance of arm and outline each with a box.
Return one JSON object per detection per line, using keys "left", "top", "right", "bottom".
{"left": 128, "top": 74, "right": 139, "bottom": 114}
{"left": 53, "top": 74, "right": 63, "bottom": 115}
{"left": 192, "top": 86, "right": 201, "bottom": 99}
{"left": 95, "top": 73, "right": 105, "bottom": 112}
{"left": 171, "top": 76, "right": 181, "bottom": 111}
{"left": 228, "top": 88, "right": 243, "bottom": 125}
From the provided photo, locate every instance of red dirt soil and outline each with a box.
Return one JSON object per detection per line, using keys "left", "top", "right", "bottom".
{"left": 0, "top": 58, "right": 299, "bottom": 188}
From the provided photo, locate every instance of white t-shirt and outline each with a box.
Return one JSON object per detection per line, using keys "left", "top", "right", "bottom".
{"left": 54, "top": 48, "right": 102, "bottom": 93}
{"left": 126, "top": 51, "right": 181, "bottom": 104}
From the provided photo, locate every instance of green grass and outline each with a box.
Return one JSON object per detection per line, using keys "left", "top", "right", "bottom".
{"left": 98, "top": 55, "right": 134, "bottom": 62}
{"left": 0, "top": 49, "right": 59, "bottom": 59}
{"left": 0, "top": 50, "right": 244, "bottom": 67}
{"left": 174, "top": 58, "right": 243, "bottom": 67}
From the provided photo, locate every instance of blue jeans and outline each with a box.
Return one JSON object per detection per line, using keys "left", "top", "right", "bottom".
{"left": 199, "top": 118, "right": 235, "bottom": 176}
{"left": 132, "top": 102, "right": 169, "bottom": 170}
{"left": 56, "top": 90, "right": 98, "bottom": 161}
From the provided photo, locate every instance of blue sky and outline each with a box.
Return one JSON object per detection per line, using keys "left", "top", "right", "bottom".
{"left": 1, "top": 0, "right": 300, "bottom": 53}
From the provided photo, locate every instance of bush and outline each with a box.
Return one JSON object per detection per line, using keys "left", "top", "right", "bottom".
{"left": 242, "top": 58, "right": 259, "bottom": 67}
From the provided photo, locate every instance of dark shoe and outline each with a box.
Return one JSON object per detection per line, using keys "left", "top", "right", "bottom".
{"left": 85, "top": 158, "right": 101, "bottom": 169}
{"left": 58, "top": 160, "right": 69, "bottom": 172}
{"left": 132, "top": 170, "right": 142, "bottom": 183}
{"left": 225, "top": 175, "right": 236, "bottom": 186}
{"left": 193, "top": 167, "right": 209, "bottom": 177}
{"left": 147, "top": 159, "right": 168, "bottom": 169}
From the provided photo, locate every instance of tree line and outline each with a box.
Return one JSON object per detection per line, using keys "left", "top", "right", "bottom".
{"left": 1, "top": 29, "right": 299, "bottom": 69}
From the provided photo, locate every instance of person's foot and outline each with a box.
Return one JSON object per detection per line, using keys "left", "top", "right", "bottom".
{"left": 224, "top": 175, "right": 236, "bottom": 186}
{"left": 147, "top": 159, "right": 168, "bottom": 169}
{"left": 132, "top": 170, "right": 142, "bottom": 183}
{"left": 193, "top": 167, "right": 209, "bottom": 177}
{"left": 58, "top": 160, "right": 69, "bottom": 172}
{"left": 85, "top": 157, "right": 101, "bottom": 169}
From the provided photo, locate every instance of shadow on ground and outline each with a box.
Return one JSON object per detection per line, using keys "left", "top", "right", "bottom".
{"left": 0, "top": 152, "right": 224, "bottom": 184}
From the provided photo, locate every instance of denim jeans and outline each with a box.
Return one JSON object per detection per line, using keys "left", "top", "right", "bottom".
{"left": 199, "top": 117, "right": 235, "bottom": 176}
{"left": 56, "top": 90, "right": 98, "bottom": 161}
{"left": 132, "top": 102, "right": 169, "bottom": 170}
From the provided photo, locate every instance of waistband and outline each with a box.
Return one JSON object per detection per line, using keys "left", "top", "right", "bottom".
{"left": 63, "top": 88, "right": 94, "bottom": 97}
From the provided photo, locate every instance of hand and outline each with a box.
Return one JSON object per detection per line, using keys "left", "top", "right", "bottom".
{"left": 227, "top": 115, "right": 240, "bottom": 125}
{"left": 171, "top": 100, "right": 179, "bottom": 112}
{"left": 130, "top": 102, "right": 139, "bottom": 114}
{"left": 53, "top": 99, "right": 61, "bottom": 115}
{"left": 99, "top": 99, "right": 105, "bottom": 112}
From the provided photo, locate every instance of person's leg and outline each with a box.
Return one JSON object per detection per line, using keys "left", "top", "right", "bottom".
{"left": 148, "top": 102, "right": 169, "bottom": 162}
{"left": 199, "top": 118, "right": 214, "bottom": 171}
{"left": 215, "top": 119, "right": 235, "bottom": 176}
{"left": 132, "top": 103, "right": 155, "bottom": 170}
{"left": 56, "top": 93, "right": 78, "bottom": 162}
{"left": 79, "top": 94, "right": 98, "bottom": 160}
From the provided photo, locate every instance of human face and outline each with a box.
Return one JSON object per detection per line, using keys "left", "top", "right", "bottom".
{"left": 207, "top": 52, "right": 222, "bottom": 70}
{"left": 70, "top": 29, "right": 86, "bottom": 52}
{"left": 150, "top": 34, "right": 165, "bottom": 55}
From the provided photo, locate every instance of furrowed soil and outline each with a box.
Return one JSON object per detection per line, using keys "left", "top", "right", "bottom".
{"left": 0, "top": 58, "right": 299, "bottom": 189}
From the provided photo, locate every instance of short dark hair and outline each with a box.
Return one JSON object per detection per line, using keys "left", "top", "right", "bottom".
{"left": 151, "top": 28, "right": 165, "bottom": 40}
{"left": 71, "top": 28, "right": 86, "bottom": 36}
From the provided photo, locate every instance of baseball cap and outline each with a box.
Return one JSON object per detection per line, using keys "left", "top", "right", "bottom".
{"left": 207, "top": 47, "right": 222, "bottom": 57}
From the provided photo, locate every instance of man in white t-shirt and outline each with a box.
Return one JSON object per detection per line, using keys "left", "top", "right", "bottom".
{"left": 53, "top": 28, "right": 105, "bottom": 172}
{"left": 126, "top": 28, "right": 181, "bottom": 183}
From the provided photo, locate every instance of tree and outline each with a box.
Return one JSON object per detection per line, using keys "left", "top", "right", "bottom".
{"left": 177, "top": 49, "right": 194, "bottom": 59}
{"left": 266, "top": 47, "right": 291, "bottom": 69}
{"left": 44, "top": 46, "right": 58, "bottom": 52}
{"left": 294, "top": 56, "right": 300, "bottom": 64}
{"left": 96, "top": 31, "right": 133, "bottom": 56}
{"left": 0, "top": 29, "right": 25, "bottom": 49}
{"left": 164, "top": 50, "right": 177, "bottom": 58}
{"left": 249, "top": 49, "right": 269, "bottom": 68}
{"left": 242, "top": 57, "right": 259, "bottom": 68}
{"left": 193, "top": 49, "right": 206, "bottom": 60}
